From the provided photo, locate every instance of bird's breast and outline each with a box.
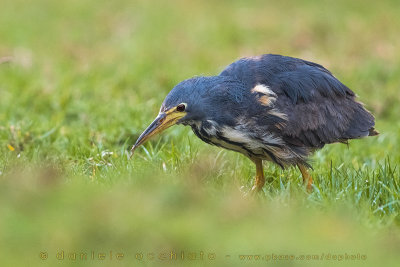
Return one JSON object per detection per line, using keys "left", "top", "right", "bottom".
{"left": 190, "top": 120, "right": 291, "bottom": 165}
{"left": 191, "top": 120, "right": 250, "bottom": 156}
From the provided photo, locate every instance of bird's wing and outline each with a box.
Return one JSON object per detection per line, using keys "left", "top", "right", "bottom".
{"left": 220, "top": 54, "right": 376, "bottom": 148}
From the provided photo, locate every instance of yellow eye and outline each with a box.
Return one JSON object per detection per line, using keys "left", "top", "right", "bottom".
{"left": 176, "top": 103, "right": 186, "bottom": 112}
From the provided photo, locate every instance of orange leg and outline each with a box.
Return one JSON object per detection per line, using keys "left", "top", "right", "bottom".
{"left": 251, "top": 158, "right": 265, "bottom": 192}
{"left": 297, "top": 164, "right": 313, "bottom": 192}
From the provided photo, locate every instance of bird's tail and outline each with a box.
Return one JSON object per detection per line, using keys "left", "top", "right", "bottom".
{"left": 369, "top": 127, "right": 379, "bottom": 136}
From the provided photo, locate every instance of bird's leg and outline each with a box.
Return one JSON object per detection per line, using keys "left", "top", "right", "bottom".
{"left": 297, "top": 164, "right": 313, "bottom": 192}
{"left": 251, "top": 158, "right": 265, "bottom": 192}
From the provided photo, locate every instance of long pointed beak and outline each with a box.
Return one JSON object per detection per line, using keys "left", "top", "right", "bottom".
{"left": 130, "top": 110, "right": 186, "bottom": 157}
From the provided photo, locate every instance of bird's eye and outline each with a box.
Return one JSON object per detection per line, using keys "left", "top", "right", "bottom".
{"left": 176, "top": 103, "right": 186, "bottom": 112}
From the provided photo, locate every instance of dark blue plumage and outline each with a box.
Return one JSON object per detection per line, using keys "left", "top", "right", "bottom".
{"left": 133, "top": 54, "right": 378, "bottom": 192}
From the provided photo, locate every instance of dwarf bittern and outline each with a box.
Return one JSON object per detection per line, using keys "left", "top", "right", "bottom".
{"left": 131, "top": 54, "right": 378, "bottom": 192}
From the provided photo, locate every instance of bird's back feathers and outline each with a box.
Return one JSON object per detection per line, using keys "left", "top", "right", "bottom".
{"left": 219, "top": 54, "right": 377, "bottom": 150}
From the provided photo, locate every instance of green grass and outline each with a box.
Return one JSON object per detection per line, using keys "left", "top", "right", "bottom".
{"left": 1, "top": 0, "right": 400, "bottom": 266}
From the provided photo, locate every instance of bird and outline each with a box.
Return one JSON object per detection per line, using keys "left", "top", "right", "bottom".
{"left": 131, "top": 54, "right": 378, "bottom": 192}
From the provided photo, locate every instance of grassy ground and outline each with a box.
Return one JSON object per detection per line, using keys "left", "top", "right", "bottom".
{"left": 1, "top": 0, "right": 400, "bottom": 266}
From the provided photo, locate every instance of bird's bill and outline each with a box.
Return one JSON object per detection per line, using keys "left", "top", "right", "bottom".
{"left": 130, "top": 108, "right": 186, "bottom": 156}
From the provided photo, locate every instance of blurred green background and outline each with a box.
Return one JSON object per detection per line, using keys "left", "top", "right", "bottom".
{"left": 1, "top": 0, "right": 400, "bottom": 266}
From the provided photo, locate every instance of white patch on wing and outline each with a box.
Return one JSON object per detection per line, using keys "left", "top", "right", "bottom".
{"left": 251, "top": 84, "right": 277, "bottom": 106}
{"left": 251, "top": 84, "right": 276, "bottom": 96}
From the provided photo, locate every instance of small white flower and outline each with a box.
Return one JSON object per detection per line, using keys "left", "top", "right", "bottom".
{"left": 162, "top": 162, "right": 167, "bottom": 172}
{"left": 101, "top": 151, "right": 113, "bottom": 158}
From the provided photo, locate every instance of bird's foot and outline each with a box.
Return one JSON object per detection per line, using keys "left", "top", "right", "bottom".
{"left": 297, "top": 164, "right": 313, "bottom": 193}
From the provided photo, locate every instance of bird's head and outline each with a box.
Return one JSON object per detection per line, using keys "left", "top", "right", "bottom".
{"left": 131, "top": 77, "right": 212, "bottom": 155}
